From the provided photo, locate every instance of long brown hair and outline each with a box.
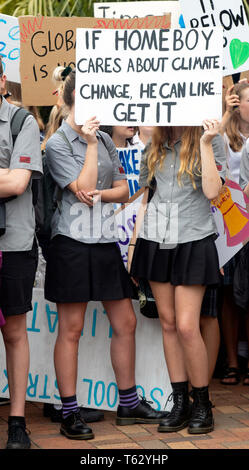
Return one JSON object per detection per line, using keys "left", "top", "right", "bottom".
{"left": 226, "top": 82, "right": 249, "bottom": 152}
{"left": 147, "top": 126, "right": 203, "bottom": 189}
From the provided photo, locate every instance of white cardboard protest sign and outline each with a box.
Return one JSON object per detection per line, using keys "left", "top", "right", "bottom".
{"left": 75, "top": 27, "right": 223, "bottom": 126}
{"left": 0, "top": 289, "right": 171, "bottom": 411}
{"left": 0, "top": 14, "right": 20, "bottom": 83}
{"left": 211, "top": 179, "right": 249, "bottom": 268}
{"left": 94, "top": 1, "right": 182, "bottom": 28}
{"left": 179, "top": 0, "right": 249, "bottom": 76}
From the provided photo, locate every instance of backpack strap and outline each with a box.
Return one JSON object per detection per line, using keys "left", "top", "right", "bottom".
{"left": 10, "top": 107, "right": 31, "bottom": 146}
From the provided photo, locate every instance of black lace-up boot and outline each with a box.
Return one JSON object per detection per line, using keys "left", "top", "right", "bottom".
{"left": 188, "top": 386, "right": 214, "bottom": 434}
{"left": 158, "top": 381, "right": 191, "bottom": 432}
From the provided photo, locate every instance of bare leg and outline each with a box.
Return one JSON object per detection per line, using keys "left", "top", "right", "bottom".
{"left": 149, "top": 281, "right": 188, "bottom": 383}
{"left": 244, "top": 314, "right": 249, "bottom": 385}
{"left": 54, "top": 302, "right": 87, "bottom": 397}
{"left": 221, "top": 287, "right": 240, "bottom": 383}
{"left": 103, "top": 298, "right": 137, "bottom": 390}
{"left": 175, "top": 285, "right": 208, "bottom": 388}
{"left": 200, "top": 316, "right": 220, "bottom": 383}
{"left": 1, "top": 314, "right": 29, "bottom": 417}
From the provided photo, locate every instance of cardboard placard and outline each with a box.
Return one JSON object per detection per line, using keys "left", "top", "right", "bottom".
{"left": 211, "top": 180, "right": 249, "bottom": 267}
{"left": 179, "top": 0, "right": 249, "bottom": 76}
{"left": 94, "top": 1, "right": 181, "bottom": 28}
{"left": 0, "top": 14, "right": 20, "bottom": 83}
{"left": 75, "top": 27, "right": 223, "bottom": 126}
{"left": 18, "top": 14, "right": 171, "bottom": 106}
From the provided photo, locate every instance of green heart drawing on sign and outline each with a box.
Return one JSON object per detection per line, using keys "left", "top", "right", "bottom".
{"left": 230, "top": 38, "right": 249, "bottom": 69}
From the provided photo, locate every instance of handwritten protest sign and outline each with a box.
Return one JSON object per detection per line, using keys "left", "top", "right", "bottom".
{"left": 118, "top": 146, "right": 142, "bottom": 197}
{"left": 18, "top": 14, "right": 170, "bottom": 106}
{"left": 115, "top": 188, "right": 144, "bottom": 267}
{"left": 0, "top": 14, "right": 20, "bottom": 83}
{"left": 94, "top": 1, "right": 181, "bottom": 27}
{"left": 211, "top": 180, "right": 249, "bottom": 267}
{"left": 179, "top": 0, "right": 249, "bottom": 77}
{"left": 75, "top": 27, "right": 223, "bottom": 126}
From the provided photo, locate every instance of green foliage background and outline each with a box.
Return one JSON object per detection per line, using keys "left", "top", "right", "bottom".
{"left": 0, "top": 0, "right": 248, "bottom": 19}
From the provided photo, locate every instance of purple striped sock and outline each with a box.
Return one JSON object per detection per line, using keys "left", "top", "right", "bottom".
{"left": 119, "top": 385, "right": 140, "bottom": 409}
{"left": 61, "top": 395, "right": 79, "bottom": 419}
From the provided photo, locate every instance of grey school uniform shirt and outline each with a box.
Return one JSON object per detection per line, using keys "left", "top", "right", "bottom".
{"left": 0, "top": 97, "right": 43, "bottom": 251}
{"left": 239, "top": 138, "right": 249, "bottom": 190}
{"left": 138, "top": 134, "right": 227, "bottom": 245}
{"left": 45, "top": 120, "right": 127, "bottom": 243}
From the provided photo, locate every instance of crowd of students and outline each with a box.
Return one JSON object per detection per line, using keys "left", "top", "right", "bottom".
{"left": 1, "top": 56, "right": 249, "bottom": 448}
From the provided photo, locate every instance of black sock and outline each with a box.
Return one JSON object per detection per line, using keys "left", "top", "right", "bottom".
{"left": 8, "top": 416, "right": 26, "bottom": 427}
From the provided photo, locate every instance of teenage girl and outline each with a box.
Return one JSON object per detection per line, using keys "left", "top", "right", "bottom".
{"left": 129, "top": 120, "right": 226, "bottom": 434}
{"left": 44, "top": 67, "right": 166, "bottom": 440}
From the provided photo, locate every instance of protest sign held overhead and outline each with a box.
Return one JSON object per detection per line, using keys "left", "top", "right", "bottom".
{"left": 94, "top": 1, "right": 181, "bottom": 27}
{"left": 0, "top": 14, "right": 20, "bottom": 83}
{"left": 179, "top": 0, "right": 249, "bottom": 76}
{"left": 18, "top": 14, "right": 170, "bottom": 106}
{"left": 75, "top": 27, "right": 223, "bottom": 126}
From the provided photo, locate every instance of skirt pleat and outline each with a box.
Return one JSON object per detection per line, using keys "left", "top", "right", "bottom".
{"left": 45, "top": 235, "right": 133, "bottom": 303}
{"left": 131, "top": 235, "right": 221, "bottom": 286}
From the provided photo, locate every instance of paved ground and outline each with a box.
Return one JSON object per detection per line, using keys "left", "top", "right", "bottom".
{"left": 1, "top": 379, "right": 249, "bottom": 451}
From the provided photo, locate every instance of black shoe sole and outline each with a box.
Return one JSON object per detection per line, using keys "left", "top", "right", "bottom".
{"left": 116, "top": 417, "right": 164, "bottom": 425}
{"left": 60, "top": 427, "right": 94, "bottom": 440}
{"left": 158, "top": 419, "right": 190, "bottom": 433}
{"left": 6, "top": 442, "right": 31, "bottom": 449}
{"left": 188, "top": 423, "right": 214, "bottom": 434}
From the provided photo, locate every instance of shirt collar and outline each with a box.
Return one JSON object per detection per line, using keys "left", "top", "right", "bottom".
{"left": 61, "top": 119, "right": 101, "bottom": 144}
{"left": 0, "top": 96, "right": 10, "bottom": 122}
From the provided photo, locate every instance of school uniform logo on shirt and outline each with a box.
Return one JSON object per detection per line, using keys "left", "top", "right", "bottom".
{"left": 19, "top": 156, "right": 31, "bottom": 163}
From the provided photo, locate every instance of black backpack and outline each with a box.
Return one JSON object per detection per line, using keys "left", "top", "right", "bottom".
{"left": 10, "top": 107, "right": 63, "bottom": 237}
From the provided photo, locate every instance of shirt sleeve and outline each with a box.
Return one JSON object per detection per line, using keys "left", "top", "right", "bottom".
{"left": 99, "top": 131, "right": 127, "bottom": 182}
{"left": 211, "top": 134, "right": 227, "bottom": 183}
{"left": 239, "top": 141, "right": 249, "bottom": 190}
{"left": 10, "top": 115, "right": 43, "bottom": 179}
{"left": 138, "top": 143, "right": 150, "bottom": 188}
{"left": 45, "top": 134, "right": 80, "bottom": 190}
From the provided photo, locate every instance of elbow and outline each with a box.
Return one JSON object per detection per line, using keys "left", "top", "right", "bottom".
{"left": 14, "top": 181, "right": 28, "bottom": 196}
{"left": 120, "top": 187, "right": 130, "bottom": 203}
{"left": 204, "top": 182, "right": 222, "bottom": 201}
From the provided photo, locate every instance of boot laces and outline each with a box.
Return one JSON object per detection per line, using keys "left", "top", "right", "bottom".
{"left": 140, "top": 396, "right": 154, "bottom": 409}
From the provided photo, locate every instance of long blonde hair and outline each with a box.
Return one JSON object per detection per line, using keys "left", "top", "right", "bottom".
{"left": 147, "top": 126, "right": 203, "bottom": 189}
{"left": 226, "top": 82, "right": 249, "bottom": 152}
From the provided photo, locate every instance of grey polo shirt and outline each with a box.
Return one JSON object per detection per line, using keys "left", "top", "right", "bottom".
{"left": 45, "top": 120, "right": 127, "bottom": 243}
{"left": 0, "top": 98, "right": 43, "bottom": 251}
{"left": 239, "top": 139, "right": 249, "bottom": 190}
{"left": 138, "top": 134, "right": 227, "bottom": 245}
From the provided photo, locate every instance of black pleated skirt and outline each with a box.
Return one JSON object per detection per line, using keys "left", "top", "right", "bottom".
{"left": 130, "top": 235, "right": 221, "bottom": 286}
{"left": 45, "top": 235, "right": 134, "bottom": 303}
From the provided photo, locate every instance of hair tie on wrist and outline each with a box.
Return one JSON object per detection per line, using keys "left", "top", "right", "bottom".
{"left": 61, "top": 66, "right": 72, "bottom": 81}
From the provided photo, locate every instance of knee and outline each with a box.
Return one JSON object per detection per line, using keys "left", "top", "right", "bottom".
{"left": 158, "top": 310, "right": 177, "bottom": 335}
{"left": 114, "top": 313, "right": 137, "bottom": 337}
{"left": 58, "top": 324, "right": 83, "bottom": 343}
{"left": 2, "top": 325, "right": 27, "bottom": 347}
{"left": 177, "top": 318, "right": 199, "bottom": 343}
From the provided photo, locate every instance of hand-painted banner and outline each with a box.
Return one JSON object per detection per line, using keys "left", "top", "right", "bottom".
{"left": 179, "top": 0, "right": 249, "bottom": 76}
{"left": 0, "top": 288, "right": 171, "bottom": 411}
{"left": 18, "top": 14, "right": 170, "bottom": 106}
{"left": 211, "top": 179, "right": 249, "bottom": 267}
{"left": 94, "top": 1, "right": 182, "bottom": 28}
{"left": 0, "top": 14, "right": 20, "bottom": 83}
{"left": 75, "top": 27, "right": 223, "bottom": 126}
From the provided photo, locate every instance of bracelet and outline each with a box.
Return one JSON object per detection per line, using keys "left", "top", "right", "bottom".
{"left": 129, "top": 243, "right": 136, "bottom": 246}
